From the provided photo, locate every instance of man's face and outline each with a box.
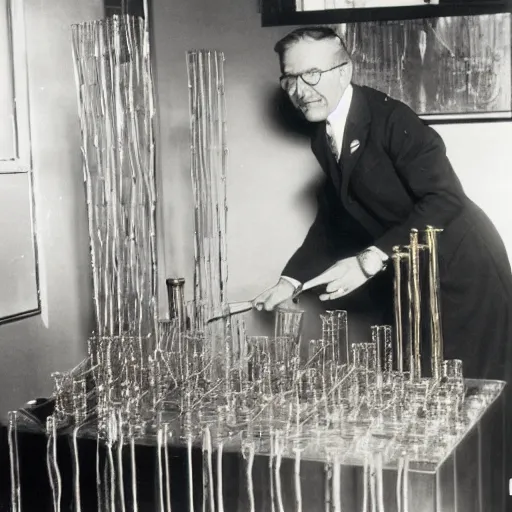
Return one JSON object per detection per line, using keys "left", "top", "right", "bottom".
{"left": 280, "top": 38, "right": 352, "bottom": 122}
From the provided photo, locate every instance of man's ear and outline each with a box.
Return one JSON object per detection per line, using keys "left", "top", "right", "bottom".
{"left": 278, "top": 57, "right": 285, "bottom": 75}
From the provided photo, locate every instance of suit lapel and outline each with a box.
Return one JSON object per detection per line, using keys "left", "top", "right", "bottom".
{"left": 339, "top": 85, "right": 371, "bottom": 203}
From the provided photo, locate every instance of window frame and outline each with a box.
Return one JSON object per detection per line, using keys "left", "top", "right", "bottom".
{"left": 0, "top": 0, "right": 40, "bottom": 325}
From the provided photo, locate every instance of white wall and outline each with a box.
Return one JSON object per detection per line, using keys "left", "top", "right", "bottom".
{"left": 435, "top": 122, "right": 512, "bottom": 254}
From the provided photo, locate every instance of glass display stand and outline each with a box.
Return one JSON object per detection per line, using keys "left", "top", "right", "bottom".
{"left": 5, "top": 379, "right": 506, "bottom": 512}
{"left": 234, "top": 381, "right": 506, "bottom": 512}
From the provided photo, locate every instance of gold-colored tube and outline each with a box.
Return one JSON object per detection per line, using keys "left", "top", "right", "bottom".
{"left": 409, "top": 229, "right": 422, "bottom": 381}
{"left": 405, "top": 250, "right": 413, "bottom": 376}
{"left": 426, "top": 226, "right": 444, "bottom": 380}
{"left": 392, "top": 246, "right": 404, "bottom": 373}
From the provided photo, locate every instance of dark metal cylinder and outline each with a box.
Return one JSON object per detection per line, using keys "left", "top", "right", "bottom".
{"left": 166, "top": 278, "right": 186, "bottom": 332}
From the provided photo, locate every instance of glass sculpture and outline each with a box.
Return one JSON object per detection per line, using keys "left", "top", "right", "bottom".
{"left": 187, "top": 49, "right": 228, "bottom": 332}
{"left": 4, "top": 21, "right": 506, "bottom": 511}
{"left": 71, "top": 15, "right": 158, "bottom": 339}
{"left": 7, "top": 225, "right": 506, "bottom": 511}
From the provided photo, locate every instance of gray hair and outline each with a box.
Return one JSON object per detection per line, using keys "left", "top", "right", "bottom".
{"left": 274, "top": 26, "right": 350, "bottom": 62}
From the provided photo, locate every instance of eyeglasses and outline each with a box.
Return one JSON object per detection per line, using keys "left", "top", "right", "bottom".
{"left": 279, "top": 62, "right": 348, "bottom": 91}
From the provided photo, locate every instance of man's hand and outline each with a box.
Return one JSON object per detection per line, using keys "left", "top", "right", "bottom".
{"left": 253, "top": 277, "right": 297, "bottom": 311}
{"left": 302, "top": 256, "right": 368, "bottom": 301}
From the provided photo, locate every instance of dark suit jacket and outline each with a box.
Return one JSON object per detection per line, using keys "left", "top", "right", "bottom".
{"left": 283, "top": 84, "right": 512, "bottom": 381}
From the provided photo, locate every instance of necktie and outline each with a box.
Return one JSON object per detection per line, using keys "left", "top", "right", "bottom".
{"left": 326, "top": 121, "right": 340, "bottom": 161}
{"left": 325, "top": 120, "right": 342, "bottom": 193}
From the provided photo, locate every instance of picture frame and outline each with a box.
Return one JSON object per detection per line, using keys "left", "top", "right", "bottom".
{"left": 261, "top": 0, "right": 512, "bottom": 26}
{"left": 339, "top": 13, "right": 512, "bottom": 123}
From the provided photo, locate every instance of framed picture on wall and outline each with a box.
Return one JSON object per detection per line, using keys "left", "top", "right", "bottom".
{"left": 338, "top": 13, "right": 512, "bottom": 122}
{"left": 261, "top": 0, "right": 512, "bottom": 25}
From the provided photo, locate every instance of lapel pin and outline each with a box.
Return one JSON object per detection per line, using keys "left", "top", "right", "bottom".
{"left": 350, "top": 139, "right": 360, "bottom": 154}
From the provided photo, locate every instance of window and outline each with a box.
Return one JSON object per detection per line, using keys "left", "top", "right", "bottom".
{"left": 104, "top": 0, "right": 146, "bottom": 18}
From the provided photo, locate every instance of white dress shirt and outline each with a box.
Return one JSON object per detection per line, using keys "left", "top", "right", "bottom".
{"left": 325, "top": 83, "right": 353, "bottom": 159}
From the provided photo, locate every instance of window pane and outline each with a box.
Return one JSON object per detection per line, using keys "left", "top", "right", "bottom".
{"left": 0, "top": 0, "right": 16, "bottom": 160}
{"left": 0, "top": 172, "right": 39, "bottom": 321}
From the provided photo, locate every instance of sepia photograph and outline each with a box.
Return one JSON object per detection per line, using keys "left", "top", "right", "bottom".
{"left": 0, "top": 0, "right": 511, "bottom": 510}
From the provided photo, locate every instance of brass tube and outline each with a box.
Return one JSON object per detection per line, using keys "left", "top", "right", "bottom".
{"left": 409, "top": 229, "right": 422, "bottom": 381}
{"left": 405, "top": 251, "right": 413, "bottom": 376}
{"left": 426, "top": 226, "right": 444, "bottom": 380}
{"left": 392, "top": 246, "right": 403, "bottom": 373}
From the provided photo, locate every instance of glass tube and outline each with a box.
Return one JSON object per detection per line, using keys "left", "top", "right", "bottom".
{"left": 442, "top": 359, "right": 463, "bottom": 379}
{"left": 321, "top": 310, "right": 349, "bottom": 365}
{"left": 351, "top": 342, "right": 364, "bottom": 369}
{"left": 371, "top": 326, "right": 384, "bottom": 388}
{"left": 274, "top": 306, "right": 304, "bottom": 343}
{"left": 8, "top": 411, "right": 21, "bottom": 512}
{"left": 369, "top": 326, "right": 391, "bottom": 398}
{"left": 166, "top": 277, "right": 188, "bottom": 332}
{"left": 360, "top": 342, "right": 377, "bottom": 372}
{"left": 382, "top": 326, "right": 393, "bottom": 375}
{"left": 187, "top": 50, "right": 229, "bottom": 330}
{"left": 442, "top": 359, "right": 465, "bottom": 399}
{"left": 71, "top": 16, "right": 158, "bottom": 339}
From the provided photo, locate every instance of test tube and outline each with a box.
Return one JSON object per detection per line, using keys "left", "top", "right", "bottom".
{"left": 371, "top": 326, "right": 383, "bottom": 389}
{"left": 274, "top": 305, "right": 305, "bottom": 344}
{"left": 166, "top": 277, "right": 187, "bottom": 332}
{"left": 321, "top": 310, "right": 349, "bottom": 365}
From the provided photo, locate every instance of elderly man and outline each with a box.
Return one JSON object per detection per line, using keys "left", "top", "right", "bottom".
{"left": 254, "top": 26, "right": 512, "bottom": 384}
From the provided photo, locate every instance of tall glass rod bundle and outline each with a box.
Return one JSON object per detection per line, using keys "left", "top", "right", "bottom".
{"left": 187, "top": 50, "right": 229, "bottom": 330}
{"left": 71, "top": 15, "right": 158, "bottom": 339}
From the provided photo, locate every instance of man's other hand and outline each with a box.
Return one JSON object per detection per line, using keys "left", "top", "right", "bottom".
{"left": 302, "top": 256, "right": 368, "bottom": 301}
{"left": 253, "top": 278, "right": 297, "bottom": 311}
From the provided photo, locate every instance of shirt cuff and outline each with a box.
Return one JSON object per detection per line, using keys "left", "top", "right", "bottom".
{"left": 368, "top": 245, "right": 390, "bottom": 262}
{"left": 281, "top": 275, "right": 302, "bottom": 289}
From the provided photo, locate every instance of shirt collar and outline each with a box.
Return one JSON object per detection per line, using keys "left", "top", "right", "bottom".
{"left": 327, "top": 83, "right": 353, "bottom": 128}
{"left": 324, "top": 84, "right": 353, "bottom": 157}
